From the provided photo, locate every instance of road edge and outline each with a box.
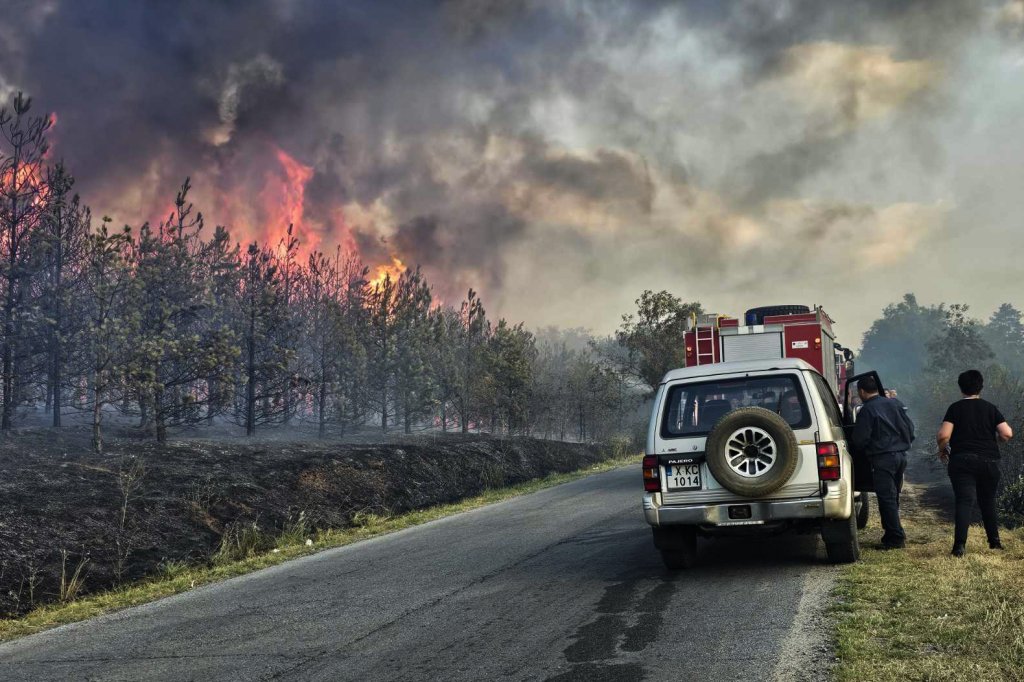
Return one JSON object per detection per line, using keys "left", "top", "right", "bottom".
{"left": 772, "top": 564, "right": 839, "bottom": 682}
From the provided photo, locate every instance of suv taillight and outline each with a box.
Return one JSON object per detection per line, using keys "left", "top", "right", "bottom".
{"left": 642, "top": 455, "right": 660, "bottom": 492}
{"left": 817, "top": 442, "right": 841, "bottom": 481}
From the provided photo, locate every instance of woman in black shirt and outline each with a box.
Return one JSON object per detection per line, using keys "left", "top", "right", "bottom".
{"left": 936, "top": 369, "right": 1014, "bottom": 557}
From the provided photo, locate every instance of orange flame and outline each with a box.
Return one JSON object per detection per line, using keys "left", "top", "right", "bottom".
{"left": 369, "top": 256, "right": 407, "bottom": 289}
{"left": 259, "top": 146, "right": 319, "bottom": 259}
{"left": 0, "top": 158, "right": 49, "bottom": 215}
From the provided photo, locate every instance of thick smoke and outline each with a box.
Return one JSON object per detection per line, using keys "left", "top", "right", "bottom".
{"left": 2, "top": 0, "right": 1023, "bottom": 342}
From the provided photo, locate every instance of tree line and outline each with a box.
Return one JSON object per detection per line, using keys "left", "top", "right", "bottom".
{"left": 0, "top": 93, "right": 639, "bottom": 451}
{"left": 859, "top": 293, "right": 1024, "bottom": 486}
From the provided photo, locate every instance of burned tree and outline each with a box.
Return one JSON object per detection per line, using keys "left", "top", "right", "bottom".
{"left": 202, "top": 225, "right": 241, "bottom": 424}
{"left": 36, "top": 163, "right": 89, "bottom": 427}
{"left": 366, "top": 274, "right": 398, "bottom": 431}
{"left": 236, "top": 242, "right": 291, "bottom": 435}
{"left": 393, "top": 268, "right": 435, "bottom": 434}
{"left": 0, "top": 93, "right": 52, "bottom": 430}
{"left": 453, "top": 289, "right": 489, "bottom": 433}
{"left": 299, "top": 249, "right": 368, "bottom": 437}
{"left": 275, "top": 224, "right": 300, "bottom": 424}
{"left": 430, "top": 306, "right": 461, "bottom": 432}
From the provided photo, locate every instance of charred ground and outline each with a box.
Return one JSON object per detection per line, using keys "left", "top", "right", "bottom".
{"left": 0, "top": 427, "right": 616, "bottom": 617}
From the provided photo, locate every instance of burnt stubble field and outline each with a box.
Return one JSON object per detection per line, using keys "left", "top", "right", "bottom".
{"left": 0, "top": 424, "right": 611, "bottom": 617}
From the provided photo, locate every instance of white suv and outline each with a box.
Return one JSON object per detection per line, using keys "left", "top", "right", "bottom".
{"left": 642, "top": 358, "right": 871, "bottom": 568}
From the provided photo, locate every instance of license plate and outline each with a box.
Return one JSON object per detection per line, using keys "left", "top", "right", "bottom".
{"left": 665, "top": 464, "right": 701, "bottom": 491}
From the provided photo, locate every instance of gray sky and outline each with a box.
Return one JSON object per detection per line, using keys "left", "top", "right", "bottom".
{"left": 3, "top": 0, "right": 1024, "bottom": 348}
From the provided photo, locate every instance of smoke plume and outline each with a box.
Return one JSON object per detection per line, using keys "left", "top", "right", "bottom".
{"left": 3, "top": 0, "right": 1023, "bottom": 343}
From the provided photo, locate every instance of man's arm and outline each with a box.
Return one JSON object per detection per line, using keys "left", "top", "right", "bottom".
{"left": 849, "top": 407, "right": 873, "bottom": 453}
{"left": 996, "top": 421, "right": 1014, "bottom": 442}
{"left": 937, "top": 421, "right": 953, "bottom": 463}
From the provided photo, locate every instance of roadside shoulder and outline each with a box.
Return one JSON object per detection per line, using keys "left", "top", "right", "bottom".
{"left": 834, "top": 481, "right": 1024, "bottom": 681}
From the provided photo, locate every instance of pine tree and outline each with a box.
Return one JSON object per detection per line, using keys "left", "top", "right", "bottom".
{"left": 0, "top": 92, "right": 52, "bottom": 430}
{"left": 335, "top": 259, "right": 369, "bottom": 434}
{"left": 35, "top": 163, "right": 89, "bottom": 426}
{"left": 80, "top": 219, "right": 135, "bottom": 453}
{"left": 276, "top": 224, "right": 300, "bottom": 424}
{"left": 393, "top": 268, "right": 435, "bottom": 434}
{"left": 130, "top": 179, "right": 237, "bottom": 442}
{"left": 430, "top": 307, "right": 461, "bottom": 433}
{"left": 299, "top": 249, "right": 368, "bottom": 437}
{"left": 237, "top": 242, "right": 291, "bottom": 435}
{"left": 454, "top": 289, "right": 489, "bottom": 433}
{"left": 485, "top": 320, "right": 536, "bottom": 434}
{"left": 202, "top": 225, "right": 242, "bottom": 423}
{"left": 366, "top": 274, "right": 398, "bottom": 431}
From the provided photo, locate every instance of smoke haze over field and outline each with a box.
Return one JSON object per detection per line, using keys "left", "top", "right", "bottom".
{"left": 3, "top": 0, "right": 1024, "bottom": 345}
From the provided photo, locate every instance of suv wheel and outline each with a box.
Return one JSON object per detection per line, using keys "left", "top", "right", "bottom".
{"left": 704, "top": 407, "right": 800, "bottom": 497}
{"left": 822, "top": 512, "right": 860, "bottom": 564}
{"left": 856, "top": 492, "right": 870, "bottom": 530}
{"left": 653, "top": 526, "right": 697, "bottom": 570}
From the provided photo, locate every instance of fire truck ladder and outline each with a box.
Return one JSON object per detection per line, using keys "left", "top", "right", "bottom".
{"left": 695, "top": 326, "right": 716, "bottom": 366}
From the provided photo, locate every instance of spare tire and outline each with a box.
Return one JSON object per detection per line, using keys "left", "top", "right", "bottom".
{"left": 705, "top": 407, "right": 800, "bottom": 497}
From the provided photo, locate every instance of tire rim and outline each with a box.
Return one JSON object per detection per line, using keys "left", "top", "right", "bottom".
{"left": 725, "top": 426, "right": 777, "bottom": 477}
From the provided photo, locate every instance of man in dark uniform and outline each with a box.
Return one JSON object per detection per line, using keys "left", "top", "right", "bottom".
{"left": 849, "top": 375, "right": 916, "bottom": 549}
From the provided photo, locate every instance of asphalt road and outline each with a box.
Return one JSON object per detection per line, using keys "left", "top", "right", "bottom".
{"left": 0, "top": 466, "right": 837, "bottom": 681}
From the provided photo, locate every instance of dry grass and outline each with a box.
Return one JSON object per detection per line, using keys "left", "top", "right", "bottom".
{"left": 0, "top": 452, "right": 639, "bottom": 643}
{"left": 836, "top": 484, "right": 1024, "bottom": 681}
{"left": 58, "top": 550, "right": 89, "bottom": 604}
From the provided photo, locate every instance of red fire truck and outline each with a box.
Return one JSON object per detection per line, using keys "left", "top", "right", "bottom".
{"left": 683, "top": 305, "right": 855, "bottom": 400}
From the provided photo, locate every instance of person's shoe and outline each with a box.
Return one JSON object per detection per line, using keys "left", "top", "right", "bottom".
{"left": 879, "top": 541, "right": 905, "bottom": 551}
{"left": 951, "top": 544, "right": 966, "bottom": 557}
{"left": 989, "top": 540, "right": 1005, "bottom": 550}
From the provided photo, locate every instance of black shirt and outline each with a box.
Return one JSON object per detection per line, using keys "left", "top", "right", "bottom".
{"left": 943, "top": 398, "right": 1006, "bottom": 460}
{"left": 850, "top": 395, "right": 916, "bottom": 456}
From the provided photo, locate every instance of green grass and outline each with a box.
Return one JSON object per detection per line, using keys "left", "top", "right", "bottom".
{"left": 835, "top": 489, "right": 1024, "bottom": 681}
{"left": 0, "top": 452, "right": 639, "bottom": 643}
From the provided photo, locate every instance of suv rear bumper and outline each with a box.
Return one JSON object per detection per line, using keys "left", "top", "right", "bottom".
{"left": 644, "top": 487, "right": 845, "bottom": 527}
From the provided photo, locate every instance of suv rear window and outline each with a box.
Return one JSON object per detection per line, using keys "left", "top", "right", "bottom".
{"left": 660, "top": 374, "right": 811, "bottom": 438}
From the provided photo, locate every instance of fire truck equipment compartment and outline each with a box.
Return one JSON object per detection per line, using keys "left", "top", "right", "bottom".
{"left": 744, "top": 305, "right": 811, "bottom": 325}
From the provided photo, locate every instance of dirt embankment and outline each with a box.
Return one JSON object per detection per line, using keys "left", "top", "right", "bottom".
{"left": 0, "top": 431, "right": 615, "bottom": 617}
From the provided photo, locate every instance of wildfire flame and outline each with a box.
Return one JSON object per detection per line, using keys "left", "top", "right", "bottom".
{"left": 212, "top": 144, "right": 409, "bottom": 282}
{"left": 0, "top": 161, "right": 45, "bottom": 194}
{"left": 9, "top": 114, "right": 413, "bottom": 289}
{"left": 263, "top": 146, "right": 317, "bottom": 258}
{"left": 369, "top": 256, "right": 407, "bottom": 289}
{"left": 0, "top": 158, "right": 49, "bottom": 221}
{"left": 0, "top": 113, "right": 56, "bottom": 241}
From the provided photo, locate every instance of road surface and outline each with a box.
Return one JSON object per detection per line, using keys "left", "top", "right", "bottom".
{"left": 0, "top": 466, "right": 836, "bottom": 681}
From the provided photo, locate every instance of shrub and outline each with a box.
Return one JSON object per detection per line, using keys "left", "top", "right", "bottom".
{"left": 480, "top": 462, "right": 506, "bottom": 489}
{"left": 998, "top": 475, "right": 1024, "bottom": 528}
{"left": 158, "top": 559, "right": 191, "bottom": 579}
{"left": 275, "top": 510, "right": 309, "bottom": 548}
{"left": 214, "top": 520, "right": 271, "bottom": 563}
{"left": 350, "top": 510, "right": 389, "bottom": 528}
{"left": 607, "top": 434, "right": 639, "bottom": 460}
